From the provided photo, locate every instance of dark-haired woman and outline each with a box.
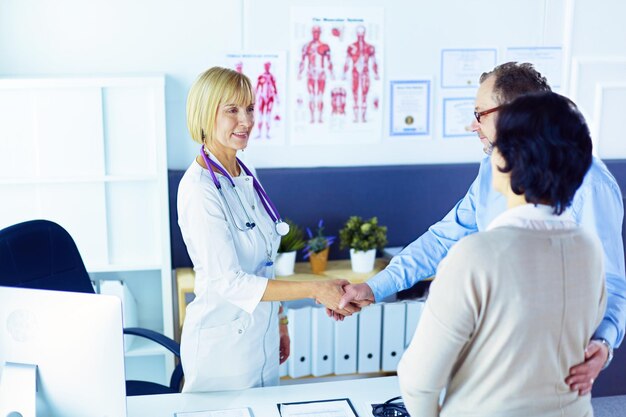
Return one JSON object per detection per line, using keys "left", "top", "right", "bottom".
{"left": 398, "top": 92, "right": 606, "bottom": 417}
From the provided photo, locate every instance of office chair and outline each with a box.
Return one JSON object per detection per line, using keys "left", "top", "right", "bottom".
{"left": 0, "top": 219, "right": 183, "bottom": 396}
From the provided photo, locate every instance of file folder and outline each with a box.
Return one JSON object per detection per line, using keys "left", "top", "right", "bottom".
{"left": 287, "top": 307, "right": 312, "bottom": 378}
{"left": 357, "top": 304, "right": 382, "bottom": 373}
{"left": 333, "top": 314, "right": 358, "bottom": 375}
{"left": 404, "top": 300, "right": 425, "bottom": 349}
{"left": 311, "top": 306, "right": 334, "bottom": 376}
{"left": 381, "top": 302, "right": 406, "bottom": 371}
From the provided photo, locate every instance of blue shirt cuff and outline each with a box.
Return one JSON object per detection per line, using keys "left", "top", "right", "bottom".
{"left": 368, "top": 269, "right": 397, "bottom": 302}
{"left": 593, "top": 319, "right": 619, "bottom": 348}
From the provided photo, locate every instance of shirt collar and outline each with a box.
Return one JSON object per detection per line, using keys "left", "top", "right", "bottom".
{"left": 486, "top": 203, "right": 577, "bottom": 231}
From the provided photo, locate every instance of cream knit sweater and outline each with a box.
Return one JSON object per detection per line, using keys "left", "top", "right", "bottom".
{"left": 398, "top": 225, "right": 606, "bottom": 417}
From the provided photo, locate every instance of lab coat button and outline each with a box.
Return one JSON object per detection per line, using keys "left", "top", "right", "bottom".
{"left": 251, "top": 205, "right": 255, "bottom": 210}
{"left": 238, "top": 329, "right": 243, "bottom": 334}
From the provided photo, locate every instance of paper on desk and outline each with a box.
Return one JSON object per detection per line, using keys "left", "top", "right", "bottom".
{"left": 175, "top": 407, "right": 252, "bottom": 417}
{"left": 278, "top": 398, "right": 358, "bottom": 417}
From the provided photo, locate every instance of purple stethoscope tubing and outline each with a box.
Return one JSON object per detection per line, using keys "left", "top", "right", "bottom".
{"left": 200, "top": 146, "right": 287, "bottom": 234}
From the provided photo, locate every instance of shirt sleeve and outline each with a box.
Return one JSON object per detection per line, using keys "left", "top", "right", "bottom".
{"left": 367, "top": 162, "right": 485, "bottom": 301}
{"left": 573, "top": 167, "right": 626, "bottom": 348}
{"left": 178, "top": 177, "right": 268, "bottom": 314}
{"left": 397, "top": 239, "right": 482, "bottom": 417}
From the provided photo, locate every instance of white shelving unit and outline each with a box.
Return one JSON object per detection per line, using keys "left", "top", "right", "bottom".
{"left": 0, "top": 76, "right": 173, "bottom": 385}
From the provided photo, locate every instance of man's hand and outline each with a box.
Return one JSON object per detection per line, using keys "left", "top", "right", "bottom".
{"left": 313, "top": 279, "right": 360, "bottom": 317}
{"left": 339, "top": 283, "right": 375, "bottom": 309}
{"left": 326, "top": 283, "right": 375, "bottom": 321}
{"left": 279, "top": 321, "right": 290, "bottom": 364}
{"left": 565, "top": 340, "right": 609, "bottom": 395}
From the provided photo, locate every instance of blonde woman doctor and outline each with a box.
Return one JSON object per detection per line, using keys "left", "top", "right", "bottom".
{"left": 178, "top": 66, "right": 356, "bottom": 392}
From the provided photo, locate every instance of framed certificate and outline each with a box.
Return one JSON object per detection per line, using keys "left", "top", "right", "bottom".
{"left": 389, "top": 80, "right": 431, "bottom": 136}
{"left": 441, "top": 48, "right": 497, "bottom": 88}
{"left": 443, "top": 97, "right": 475, "bottom": 137}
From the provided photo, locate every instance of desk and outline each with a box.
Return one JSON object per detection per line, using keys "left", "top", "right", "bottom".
{"left": 127, "top": 376, "right": 626, "bottom": 417}
{"left": 128, "top": 376, "right": 400, "bottom": 417}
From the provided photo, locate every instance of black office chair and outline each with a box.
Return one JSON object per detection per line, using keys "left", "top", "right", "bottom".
{"left": 0, "top": 219, "right": 183, "bottom": 396}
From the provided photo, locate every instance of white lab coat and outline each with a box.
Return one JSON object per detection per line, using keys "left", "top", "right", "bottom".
{"left": 177, "top": 158, "right": 281, "bottom": 392}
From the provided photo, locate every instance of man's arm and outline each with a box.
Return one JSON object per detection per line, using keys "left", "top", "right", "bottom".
{"left": 338, "top": 159, "right": 490, "bottom": 311}
{"left": 566, "top": 160, "right": 625, "bottom": 394}
{"left": 575, "top": 165, "right": 626, "bottom": 349}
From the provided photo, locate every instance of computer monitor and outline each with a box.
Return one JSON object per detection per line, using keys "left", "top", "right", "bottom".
{"left": 0, "top": 286, "right": 127, "bottom": 417}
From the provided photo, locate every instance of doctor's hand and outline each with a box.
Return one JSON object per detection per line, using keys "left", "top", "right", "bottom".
{"left": 279, "top": 321, "right": 290, "bottom": 364}
{"left": 312, "top": 279, "right": 360, "bottom": 317}
{"left": 565, "top": 340, "right": 608, "bottom": 395}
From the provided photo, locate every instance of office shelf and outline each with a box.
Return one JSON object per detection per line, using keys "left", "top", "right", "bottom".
{"left": 0, "top": 76, "right": 174, "bottom": 386}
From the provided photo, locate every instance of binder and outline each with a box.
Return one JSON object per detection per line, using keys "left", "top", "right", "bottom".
{"left": 311, "top": 306, "right": 334, "bottom": 376}
{"left": 357, "top": 304, "right": 382, "bottom": 373}
{"left": 333, "top": 314, "right": 358, "bottom": 375}
{"left": 404, "top": 300, "right": 425, "bottom": 349}
{"left": 381, "top": 302, "right": 406, "bottom": 371}
{"left": 287, "top": 307, "right": 312, "bottom": 378}
{"left": 99, "top": 280, "right": 138, "bottom": 351}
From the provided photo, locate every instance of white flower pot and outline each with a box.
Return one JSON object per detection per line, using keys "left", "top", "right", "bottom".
{"left": 275, "top": 251, "right": 297, "bottom": 276}
{"left": 350, "top": 248, "right": 376, "bottom": 273}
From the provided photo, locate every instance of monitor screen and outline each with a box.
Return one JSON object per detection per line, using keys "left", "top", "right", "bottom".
{"left": 0, "top": 286, "right": 127, "bottom": 417}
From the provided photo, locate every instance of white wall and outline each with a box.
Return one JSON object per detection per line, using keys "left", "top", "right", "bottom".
{"left": 566, "top": 0, "right": 626, "bottom": 159}
{"left": 1, "top": 0, "right": 624, "bottom": 168}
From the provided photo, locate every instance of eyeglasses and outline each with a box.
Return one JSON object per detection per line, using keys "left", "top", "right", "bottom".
{"left": 372, "top": 396, "right": 409, "bottom": 417}
{"left": 474, "top": 105, "right": 502, "bottom": 123}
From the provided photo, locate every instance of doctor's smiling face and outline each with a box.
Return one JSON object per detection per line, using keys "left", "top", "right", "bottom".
{"left": 471, "top": 75, "right": 499, "bottom": 155}
{"left": 211, "top": 99, "right": 255, "bottom": 153}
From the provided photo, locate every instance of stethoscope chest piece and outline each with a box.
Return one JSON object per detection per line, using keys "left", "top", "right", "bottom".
{"left": 275, "top": 221, "right": 290, "bottom": 237}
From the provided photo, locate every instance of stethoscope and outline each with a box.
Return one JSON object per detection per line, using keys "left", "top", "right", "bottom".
{"left": 200, "top": 145, "right": 290, "bottom": 239}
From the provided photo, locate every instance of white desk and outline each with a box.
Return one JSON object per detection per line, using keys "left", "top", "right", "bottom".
{"left": 128, "top": 376, "right": 400, "bottom": 417}
{"left": 127, "top": 376, "right": 626, "bottom": 417}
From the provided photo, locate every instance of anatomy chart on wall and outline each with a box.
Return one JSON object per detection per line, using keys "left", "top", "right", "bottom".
{"left": 290, "top": 7, "right": 384, "bottom": 145}
{"left": 222, "top": 52, "right": 287, "bottom": 146}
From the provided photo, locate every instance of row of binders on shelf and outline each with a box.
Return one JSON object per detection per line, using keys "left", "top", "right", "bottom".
{"left": 281, "top": 300, "right": 425, "bottom": 378}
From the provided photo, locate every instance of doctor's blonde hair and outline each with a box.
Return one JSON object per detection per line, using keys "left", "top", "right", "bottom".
{"left": 186, "top": 66, "right": 255, "bottom": 145}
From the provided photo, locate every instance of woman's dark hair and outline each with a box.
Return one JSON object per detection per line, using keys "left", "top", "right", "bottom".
{"left": 494, "top": 92, "right": 592, "bottom": 215}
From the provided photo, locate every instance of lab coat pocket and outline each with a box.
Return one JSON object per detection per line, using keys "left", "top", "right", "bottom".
{"left": 200, "top": 314, "right": 251, "bottom": 338}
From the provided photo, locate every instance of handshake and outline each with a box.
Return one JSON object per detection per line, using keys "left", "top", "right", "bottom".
{"left": 311, "top": 280, "right": 376, "bottom": 320}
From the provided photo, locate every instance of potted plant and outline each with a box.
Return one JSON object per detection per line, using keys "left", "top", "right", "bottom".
{"left": 275, "top": 219, "right": 306, "bottom": 276}
{"left": 339, "top": 216, "right": 388, "bottom": 273}
{"left": 303, "top": 220, "right": 336, "bottom": 274}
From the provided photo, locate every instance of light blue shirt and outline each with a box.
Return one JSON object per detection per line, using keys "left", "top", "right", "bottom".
{"left": 369, "top": 155, "right": 626, "bottom": 348}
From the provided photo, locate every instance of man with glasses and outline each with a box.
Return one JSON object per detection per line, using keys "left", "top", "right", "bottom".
{"left": 337, "top": 62, "right": 625, "bottom": 395}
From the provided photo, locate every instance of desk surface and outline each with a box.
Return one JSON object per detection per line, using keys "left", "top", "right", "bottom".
{"left": 127, "top": 376, "right": 626, "bottom": 417}
{"left": 128, "top": 376, "right": 400, "bottom": 417}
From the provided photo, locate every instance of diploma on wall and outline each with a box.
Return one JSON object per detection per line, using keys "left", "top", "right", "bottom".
{"left": 441, "top": 48, "right": 497, "bottom": 88}
{"left": 506, "top": 46, "right": 562, "bottom": 89}
{"left": 442, "top": 97, "right": 475, "bottom": 138}
{"left": 389, "top": 80, "right": 431, "bottom": 136}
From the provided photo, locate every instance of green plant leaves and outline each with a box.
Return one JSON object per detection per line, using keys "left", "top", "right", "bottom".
{"left": 339, "top": 216, "right": 388, "bottom": 252}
